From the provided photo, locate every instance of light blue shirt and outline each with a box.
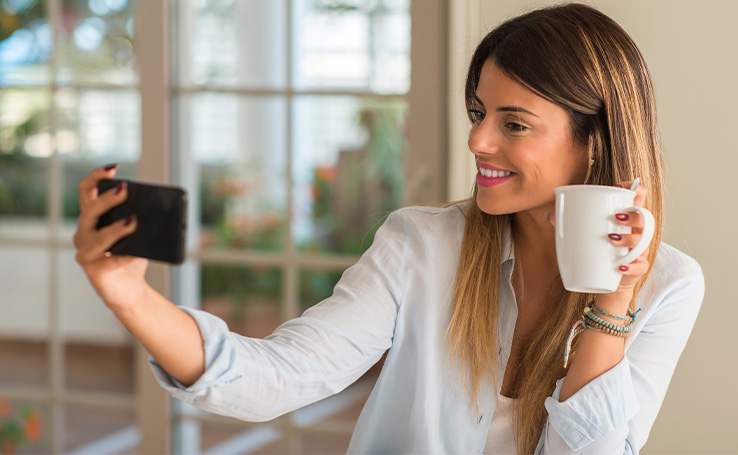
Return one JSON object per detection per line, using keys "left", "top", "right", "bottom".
{"left": 150, "top": 204, "right": 704, "bottom": 454}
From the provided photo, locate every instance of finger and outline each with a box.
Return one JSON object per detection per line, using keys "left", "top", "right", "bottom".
{"left": 78, "top": 164, "right": 118, "bottom": 207}
{"left": 608, "top": 232, "right": 644, "bottom": 249}
{"left": 544, "top": 210, "right": 556, "bottom": 227}
{"left": 77, "top": 181, "right": 130, "bottom": 233}
{"left": 615, "top": 180, "right": 647, "bottom": 207}
{"left": 614, "top": 210, "right": 644, "bottom": 231}
{"left": 75, "top": 216, "right": 137, "bottom": 264}
{"left": 618, "top": 255, "right": 650, "bottom": 278}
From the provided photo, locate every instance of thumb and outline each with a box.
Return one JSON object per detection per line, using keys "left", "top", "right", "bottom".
{"left": 544, "top": 210, "right": 556, "bottom": 227}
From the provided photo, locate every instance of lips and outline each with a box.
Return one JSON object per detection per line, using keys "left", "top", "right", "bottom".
{"left": 475, "top": 162, "right": 516, "bottom": 187}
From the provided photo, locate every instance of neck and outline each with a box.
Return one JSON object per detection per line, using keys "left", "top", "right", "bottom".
{"left": 512, "top": 204, "right": 558, "bottom": 272}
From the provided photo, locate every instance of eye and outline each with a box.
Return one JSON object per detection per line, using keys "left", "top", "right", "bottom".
{"left": 469, "top": 109, "right": 486, "bottom": 123}
{"left": 504, "top": 122, "right": 529, "bottom": 133}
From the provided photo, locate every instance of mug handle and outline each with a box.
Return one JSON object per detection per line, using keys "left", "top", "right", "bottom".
{"left": 616, "top": 206, "right": 655, "bottom": 266}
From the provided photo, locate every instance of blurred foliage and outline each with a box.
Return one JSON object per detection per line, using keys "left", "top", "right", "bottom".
{"left": 0, "top": 0, "right": 44, "bottom": 41}
{"left": 302, "top": 100, "right": 405, "bottom": 254}
{"left": 0, "top": 155, "right": 46, "bottom": 216}
{"left": 300, "top": 269, "right": 344, "bottom": 312}
{"left": 201, "top": 264, "right": 281, "bottom": 301}
{"left": 0, "top": 398, "right": 43, "bottom": 453}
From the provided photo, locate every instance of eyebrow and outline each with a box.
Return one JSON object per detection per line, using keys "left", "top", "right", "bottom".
{"left": 472, "top": 96, "right": 538, "bottom": 118}
{"left": 496, "top": 106, "right": 539, "bottom": 117}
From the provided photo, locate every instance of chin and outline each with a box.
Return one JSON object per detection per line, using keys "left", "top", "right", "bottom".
{"left": 475, "top": 194, "right": 516, "bottom": 216}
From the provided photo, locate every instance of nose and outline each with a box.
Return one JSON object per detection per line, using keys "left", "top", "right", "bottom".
{"left": 468, "top": 122, "right": 501, "bottom": 157}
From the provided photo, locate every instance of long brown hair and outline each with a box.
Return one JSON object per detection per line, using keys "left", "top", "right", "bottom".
{"left": 446, "top": 4, "right": 664, "bottom": 452}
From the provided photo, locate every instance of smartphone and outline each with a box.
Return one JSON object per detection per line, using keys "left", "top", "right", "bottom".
{"left": 96, "top": 179, "right": 187, "bottom": 264}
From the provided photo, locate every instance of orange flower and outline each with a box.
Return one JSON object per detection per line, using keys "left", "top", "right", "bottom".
{"left": 0, "top": 398, "right": 11, "bottom": 417}
{"left": 24, "top": 411, "right": 41, "bottom": 442}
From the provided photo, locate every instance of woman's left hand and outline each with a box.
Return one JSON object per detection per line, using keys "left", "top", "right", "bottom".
{"left": 607, "top": 180, "right": 651, "bottom": 293}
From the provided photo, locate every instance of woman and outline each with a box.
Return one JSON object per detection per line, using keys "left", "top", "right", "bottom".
{"left": 74, "top": 3, "right": 703, "bottom": 454}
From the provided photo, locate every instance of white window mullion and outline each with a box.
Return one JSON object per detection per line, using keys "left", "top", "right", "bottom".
{"left": 135, "top": 0, "right": 173, "bottom": 453}
{"left": 46, "top": 0, "right": 66, "bottom": 451}
{"left": 284, "top": 0, "right": 298, "bottom": 323}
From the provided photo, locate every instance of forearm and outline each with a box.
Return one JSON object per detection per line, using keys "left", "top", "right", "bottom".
{"left": 558, "top": 291, "right": 631, "bottom": 402}
{"left": 112, "top": 284, "right": 205, "bottom": 387}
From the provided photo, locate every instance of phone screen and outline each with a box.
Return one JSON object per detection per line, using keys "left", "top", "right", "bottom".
{"left": 96, "top": 179, "right": 187, "bottom": 264}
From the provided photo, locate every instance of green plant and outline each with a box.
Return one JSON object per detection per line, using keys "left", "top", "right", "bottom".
{"left": 0, "top": 398, "right": 42, "bottom": 454}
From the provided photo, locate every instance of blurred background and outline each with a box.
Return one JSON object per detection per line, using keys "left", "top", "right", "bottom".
{"left": 0, "top": 0, "right": 734, "bottom": 454}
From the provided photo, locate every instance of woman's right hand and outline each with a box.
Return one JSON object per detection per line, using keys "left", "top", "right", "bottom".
{"left": 73, "top": 165, "right": 149, "bottom": 312}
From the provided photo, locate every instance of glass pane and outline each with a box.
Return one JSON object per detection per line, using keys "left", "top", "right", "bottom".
{"left": 0, "top": 89, "right": 49, "bottom": 239}
{"left": 0, "top": 0, "right": 51, "bottom": 86}
{"left": 64, "top": 405, "right": 138, "bottom": 454}
{"left": 292, "top": 431, "right": 352, "bottom": 455}
{"left": 292, "top": 96, "right": 406, "bottom": 254}
{"left": 55, "top": 89, "right": 139, "bottom": 226}
{"left": 183, "top": 94, "right": 287, "bottom": 252}
{"left": 57, "top": 0, "right": 136, "bottom": 85}
{"left": 195, "top": 421, "right": 285, "bottom": 455}
{"left": 0, "top": 398, "right": 50, "bottom": 454}
{"left": 0, "top": 246, "right": 49, "bottom": 340}
{"left": 201, "top": 264, "right": 283, "bottom": 338}
{"left": 299, "top": 269, "right": 343, "bottom": 313}
{"left": 293, "top": 0, "right": 410, "bottom": 93}
{"left": 64, "top": 341, "right": 134, "bottom": 394}
{"left": 58, "top": 248, "right": 135, "bottom": 393}
{"left": 179, "top": 0, "right": 287, "bottom": 88}
{"left": 0, "top": 339, "right": 47, "bottom": 387}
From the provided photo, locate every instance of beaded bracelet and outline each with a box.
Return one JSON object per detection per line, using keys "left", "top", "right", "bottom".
{"left": 583, "top": 306, "right": 637, "bottom": 333}
{"left": 588, "top": 301, "right": 635, "bottom": 321}
{"left": 582, "top": 318, "right": 628, "bottom": 337}
{"left": 563, "top": 300, "right": 643, "bottom": 368}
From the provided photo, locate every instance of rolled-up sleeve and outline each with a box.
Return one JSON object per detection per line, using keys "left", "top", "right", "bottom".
{"left": 541, "top": 357, "right": 638, "bottom": 454}
{"left": 538, "top": 255, "right": 705, "bottom": 454}
{"left": 149, "top": 307, "right": 243, "bottom": 400}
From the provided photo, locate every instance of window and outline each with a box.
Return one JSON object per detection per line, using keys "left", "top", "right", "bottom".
{"left": 0, "top": 0, "right": 140, "bottom": 453}
{"left": 0, "top": 0, "right": 446, "bottom": 452}
{"left": 172, "top": 1, "right": 414, "bottom": 452}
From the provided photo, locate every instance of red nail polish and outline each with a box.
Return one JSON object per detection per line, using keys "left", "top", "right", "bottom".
{"left": 104, "top": 163, "right": 118, "bottom": 171}
{"left": 619, "top": 265, "right": 629, "bottom": 272}
{"left": 114, "top": 182, "right": 126, "bottom": 195}
{"left": 609, "top": 233, "right": 622, "bottom": 241}
{"left": 615, "top": 213, "right": 629, "bottom": 221}
{"left": 123, "top": 215, "right": 134, "bottom": 226}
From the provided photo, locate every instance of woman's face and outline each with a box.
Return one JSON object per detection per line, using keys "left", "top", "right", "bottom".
{"left": 468, "top": 59, "right": 588, "bottom": 216}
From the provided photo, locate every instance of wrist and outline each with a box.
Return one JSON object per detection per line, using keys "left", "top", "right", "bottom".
{"left": 594, "top": 289, "right": 634, "bottom": 315}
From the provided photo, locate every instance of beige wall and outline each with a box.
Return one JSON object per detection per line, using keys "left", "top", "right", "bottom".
{"left": 447, "top": 1, "right": 738, "bottom": 453}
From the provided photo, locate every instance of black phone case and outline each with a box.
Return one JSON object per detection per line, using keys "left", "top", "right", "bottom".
{"left": 96, "top": 179, "right": 187, "bottom": 264}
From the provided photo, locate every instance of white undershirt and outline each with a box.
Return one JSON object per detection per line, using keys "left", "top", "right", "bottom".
{"left": 483, "top": 393, "right": 517, "bottom": 454}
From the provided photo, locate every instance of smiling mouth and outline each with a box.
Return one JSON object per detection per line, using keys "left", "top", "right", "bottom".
{"left": 477, "top": 168, "right": 514, "bottom": 178}
{"left": 476, "top": 168, "right": 516, "bottom": 188}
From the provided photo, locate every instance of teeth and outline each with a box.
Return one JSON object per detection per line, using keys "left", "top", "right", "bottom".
{"left": 479, "top": 168, "right": 512, "bottom": 178}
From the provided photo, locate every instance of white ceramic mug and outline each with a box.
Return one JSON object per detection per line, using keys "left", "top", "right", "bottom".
{"left": 554, "top": 185, "right": 655, "bottom": 293}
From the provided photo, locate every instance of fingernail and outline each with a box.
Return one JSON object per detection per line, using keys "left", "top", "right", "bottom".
{"left": 615, "top": 213, "right": 629, "bottom": 221}
{"left": 613, "top": 184, "right": 623, "bottom": 188}
{"left": 608, "top": 233, "right": 622, "bottom": 241}
{"left": 114, "top": 182, "right": 127, "bottom": 195}
{"left": 123, "top": 215, "right": 134, "bottom": 226}
{"left": 104, "top": 163, "right": 118, "bottom": 171}
{"left": 619, "top": 265, "right": 629, "bottom": 272}
{"left": 544, "top": 211, "right": 551, "bottom": 221}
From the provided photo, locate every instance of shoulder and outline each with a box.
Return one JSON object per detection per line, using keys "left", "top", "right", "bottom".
{"left": 651, "top": 242, "right": 703, "bottom": 286}
{"left": 389, "top": 202, "right": 470, "bottom": 235}
{"left": 642, "top": 242, "right": 704, "bottom": 314}
{"left": 376, "top": 202, "right": 470, "bottom": 262}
